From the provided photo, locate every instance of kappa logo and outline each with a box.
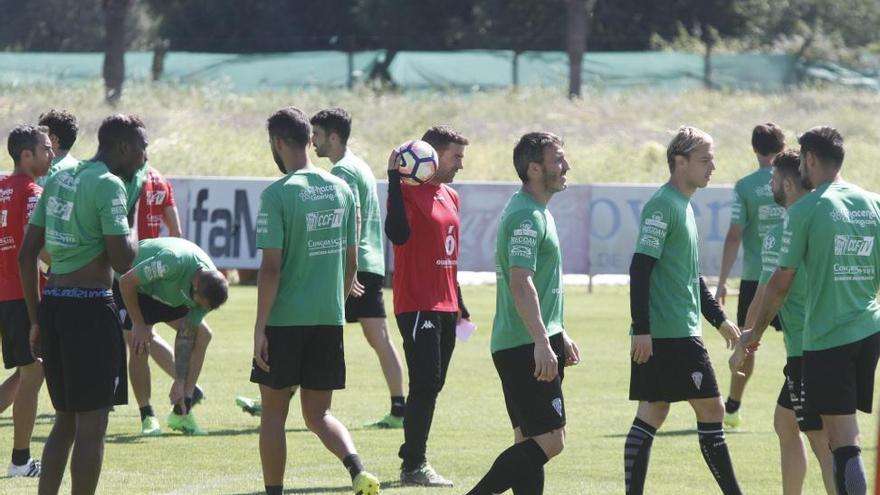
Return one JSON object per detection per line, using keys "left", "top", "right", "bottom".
{"left": 551, "top": 398, "right": 563, "bottom": 417}
{"left": 691, "top": 371, "right": 703, "bottom": 390}
{"left": 420, "top": 320, "right": 436, "bottom": 330}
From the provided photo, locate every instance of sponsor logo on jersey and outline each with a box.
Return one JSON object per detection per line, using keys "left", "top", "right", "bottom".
{"left": 552, "top": 398, "right": 563, "bottom": 417}
{"left": 46, "top": 197, "right": 74, "bottom": 221}
{"left": 145, "top": 190, "right": 167, "bottom": 206}
{"left": 0, "top": 235, "right": 15, "bottom": 250}
{"left": 256, "top": 212, "right": 270, "bottom": 235}
{"left": 45, "top": 229, "right": 76, "bottom": 247}
{"left": 305, "top": 208, "right": 344, "bottom": 232}
{"left": 834, "top": 235, "right": 875, "bottom": 256}
{"left": 510, "top": 245, "right": 532, "bottom": 257}
{"left": 691, "top": 371, "right": 703, "bottom": 390}
{"left": 638, "top": 234, "right": 660, "bottom": 248}
{"left": 143, "top": 260, "right": 168, "bottom": 281}
{"left": 755, "top": 183, "right": 773, "bottom": 197}
{"left": 644, "top": 211, "right": 668, "bottom": 230}
{"left": 763, "top": 233, "right": 776, "bottom": 251}
{"left": 298, "top": 185, "right": 337, "bottom": 202}
{"left": 513, "top": 220, "right": 538, "bottom": 238}
{"left": 758, "top": 204, "right": 786, "bottom": 221}
{"left": 56, "top": 172, "right": 80, "bottom": 191}
{"left": 830, "top": 208, "right": 878, "bottom": 227}
{"left": 833, "top": 264, "right": 876, "bottom": 282}
{"left": 307, "top": 237, "right": 345, "bottom": 257}
{"left": 0, "top": 188, "right": 12, "bottom": 203}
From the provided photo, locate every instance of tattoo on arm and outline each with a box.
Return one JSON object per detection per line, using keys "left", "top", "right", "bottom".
{"left": 174, "top": 320, "right": 197, "bottom": 381}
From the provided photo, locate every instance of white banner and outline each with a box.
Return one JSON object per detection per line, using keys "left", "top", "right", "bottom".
{"left": 168, "top": 177, "right": 742, "bottom": 276}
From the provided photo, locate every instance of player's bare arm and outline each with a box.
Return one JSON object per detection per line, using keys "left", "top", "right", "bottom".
{"left": 254, "top": 248, "right": 282, "bottom": 372}
{"left": 716, "top": 223, "right": 743, "bottom": 304}
{"left": 17, "top": 224, "right": 45, "bottom": 357}
{"left": 119, "top": 269, "right": 151, "bottom": 355}
{"left": 509, "top": 266, "right": 557, "bottom": 382}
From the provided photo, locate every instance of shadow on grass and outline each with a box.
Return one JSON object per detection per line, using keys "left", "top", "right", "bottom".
{"left": 604, "top": 428, "right": 763, "bottom": 438}
{"left": 100, "top": 426, "right": 311, "bottom": 443}
{"left": 229, "top": 481, "right": 405, "bottom": 494}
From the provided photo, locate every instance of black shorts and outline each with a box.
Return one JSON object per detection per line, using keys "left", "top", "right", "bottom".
{"left": 777, "top": 357, "right": 822, "bottom": 432}
{"left": 630, "top": 336, "right": 720, "bottom": 402}
{"left": 39, "top": 288, "right": 128, "bottom": 412}
{"left": 492, "top": 333, "right": 566, "bottom": 437}
{"left": 112, "top": 280, "right": 188, "bottom": 330}
{"left": 250, "top": 325, "right": 345, "bottom": 391}
{"left": 0, "top": 299, "right": 35, "bottom": 369}
{"left": 738, "top": 280, "right": 781, "bottom": 331}
{"left": 345, "top": 272, "right": 387, "bottom": 323}
{"left": 803, "top": 332, "right": 880, "bottom": 415}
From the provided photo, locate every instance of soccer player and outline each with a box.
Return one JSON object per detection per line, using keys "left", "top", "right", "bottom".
{"left": 732, "top": 126, "right": 880, "bottom": 495}
{"left": 466, "top": 132, "right": 580, "bottom": 495}
{"left": 37, "top": 109, "right": 79, "bottom": 186}
{"left": 386, "top": 125, "right": 469, "bottom": 487}
{"left": 251, "top": 106, "right": 379, "bottom": 495}
{"left": 625, "top": 126, "right": 742, "bottom": 495}
{"left": 715, "top": 123, "right": 786, "bottom": 428}
{"left": 310, "top": 107, "right": 406, "bottom": 428}
{"left": 137, "top": 164, "right": 181, "bottom": 239}
{"left": 1, "top": 125, "right": 53, "bottom": 477}
{"left": 116, "top": 237, "right": 227, "bottom": 436}
{"left": 731, "top": 149, "right": 834, "bottom": 494}
{"left": 19, "top": 114, "right": 146, "bottom": 495}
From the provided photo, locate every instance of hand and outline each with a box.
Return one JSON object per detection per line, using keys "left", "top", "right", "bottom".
{"left": 131, "top": 323, "right": 152, "bottom": 355}
{"left": 29, "top": 323, "right": 41, "bottom": 360}
{"left": 715, "top": 282, "right": 728, "bottom": 305}
{"left": 739, "top": 328, "right": 760, "bottom": 352}
{"left": 456, "top": 309, "right": 462, "bottom": 325}
{"left": 562, "top": 333, "right": 581, "bottom": 367}
{"left": 253, "top": 328, "right": 270, "bottom": 372}
{"left": 728, "top": 341, "right": 748, "bottom": 376}
{"left": 631, "top": 334, "right": 653, "bottom": 364}
{"left": 350, "top": 277, "right": 365, "bottom": 298}
{"left": 169, "top": 380, "right": 185, "bottom": 413}
{"left": 387, "top": 149, "right": 401, "bottom": 172}
{"left": 717, "top": 319, "right": 741, "bottom": 349}
{"left": 533, "top": 340, "right": 559, "bottom": 382}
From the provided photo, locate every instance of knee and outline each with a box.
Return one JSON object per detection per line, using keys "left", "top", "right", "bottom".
{"left": 773, "top": 415, "right": 799, "bottom": 443}
{"left": 302, "top": 409, "right": 329, "bottom": 434}
{"left": 197, "top": 325, "right": 213, "bottom": 345}
{"left": 409, "top": 376, "right": 442, "bottom": 397}
{"left": 536, "top": 429, "right": 565, "bottom": 459}
{"left": 639, "top": 403, "right": 670, "bottom": 428}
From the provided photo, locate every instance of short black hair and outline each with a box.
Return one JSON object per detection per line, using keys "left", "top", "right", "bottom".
{"left": 310, "top": 107, "right": 351, "bottom": 144}
{"left": 421, "top": 125, "right": 468, "bottom": 154}
{"left": 512, "top": 132, "right": 564, "bottom": 183}
{"left": 197, "top": 270, "right": 228, "bottom": 310}
{"left": 267, "top": 107, "right": 311, "bottom": 149}
{"left": 772, "top": 149, "right": 802, "bottom": 183}
{"left": 798, "top": 126, "right": 845, "bottom": 168}
{"left": 7, "top": 124, "right": 49, "bottom": 164}
{"left": 97, "top": 114, "right": 146, "bottom": 151}
{"left": 38, "top": 109, "right": 78, "bottom": 150}
{"left": 751, "top": 123, "right": 785, "bottom": 156}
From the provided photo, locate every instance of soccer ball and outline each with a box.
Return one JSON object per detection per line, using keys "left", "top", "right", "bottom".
{"left": 396, "top": 140, "right": 438, "bottom": 185}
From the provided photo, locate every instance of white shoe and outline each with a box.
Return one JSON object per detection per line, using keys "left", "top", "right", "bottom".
{"left": 7, "top": 458, "right": 40, "bottom": 477}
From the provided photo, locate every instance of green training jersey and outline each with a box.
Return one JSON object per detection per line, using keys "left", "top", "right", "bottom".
{"left": 731, "top": 167, "right": 786, "bottom": 280}
{"left": 256, "top": 167, "right": 357, "bottom": 327}
{"left": 330, "top": 150, "right": 384, "bottom": 276}
{"left": 29, "top": 160, "right": 130, "bottom": 274}
{"left": 37, "top": 153, "right": 78, "bottom": 188}
{"left": 492, "top": 191, "right": 564, "bottom": 353}
{"left": 759, "top": 222, "right": 807, "bottom": 357}
{"left": 132, "top": 237, "right": 216, "bottom": 326}
{"left": 633, "top": 183, "right": 701, "bottom": 339}
{"left": 779, "top": 182, "right": 880, "bottom": 351}
{"left": 123, "top": 165, "right": 147, "bottom": 213}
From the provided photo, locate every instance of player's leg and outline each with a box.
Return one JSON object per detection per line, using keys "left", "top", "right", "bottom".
{"left": 10, "top": 361, "right": 43, "bottom": 474}
{"left": 38, "top": 410, "right": 76, "bottom": 494}
{"left": 0, "top": 369, "right": 21, "bottom": 414}
{"left": 147, "top": 329, "right": 175, "bottom": 379}
{"left": 124, "top": 329, "right": 154, "bottom": 409}
{"left": 788, "top": 356, "right": 835, "bottom": 494}
{"left": 167, "top": 320, "right": 212, "bottom": 430}
{"left": 625, "top": 401, "right": 668, "bottom": 495}
{"left": 822, "top": 414, "right": 864, "bottom": 494}
{"left": 258, "top": 384, "right": 292, "bottom": 494}
{"left": 725, "top": 280, "right": 757, "bottom": 427}
{"left": 690, "top": 397, "right": 742, "bottom": 494}
{"left": 183, "top": 322, "right": 212, "bottom": 399}
{"left": 69, "top": 407, "right": 111, "bottom": 494}
{"left": 360, "top": 316, "right": 405, "bottom": 426}
{"left": 804, "top": 429, "right": 835, "bottom": 494}
{"left": 774, "top": 404, "right": 806, "bottom": 494}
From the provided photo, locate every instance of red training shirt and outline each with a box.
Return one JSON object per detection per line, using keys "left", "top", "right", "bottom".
{"left": 0, "top": 174, "right": 41, "bottom": 301}
{"left": 137, "top": 166, "right": 176, "bottom": 240}
{"left": 392, "top": 182, "right": 460, "bottom": 314}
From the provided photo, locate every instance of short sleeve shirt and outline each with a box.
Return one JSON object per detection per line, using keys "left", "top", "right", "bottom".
{"left": 759, "top": 222, "right": 807, "bottom": 357}
{"left": 131, "top": 237, "right": 215, "bottom": 326}
{"left": 137, "top": 166, "right": 176, "bottom": 240}
{"left": 779, "top": 182, "right": 880, "bottom": 351}
{"left": 0, "top": 174, "right": 42, "bottom": 301}
{"left": 29, "top": 160, "right": 130, "bottom": 274}
{"left": 330, "top": 150, "right": 384, "bottom": 276}
{"left": 731, "top": 167, "right": 787, "bottom": 280}
{"left": 492, "top": 191, "right": 564, "bottom": 352}
{"left": 37, "top": 153, "right": 78, "bottom": 188}
{"left": 633, "top": 184, "right": 701, "bottom": 339}
{"left": 256, "top": 167, "right": 357, "bottom": 326}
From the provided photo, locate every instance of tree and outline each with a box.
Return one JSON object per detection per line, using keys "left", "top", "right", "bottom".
{"left": 102, "top": 0, "right": 133, "bottom": 105}
{"left": 565, "top": 0, "right": 597, "bottom": 98}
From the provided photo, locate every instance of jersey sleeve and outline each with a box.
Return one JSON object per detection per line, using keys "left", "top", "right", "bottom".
{"left": 331, "top": 167, "right": 361, "bottom": 210}
{"left": 779, "top": 200, "right": 810, "bottom": 269}
{"left": 23, "top": 183, "right": 42, "bottom": 225}
{"left": 758, "top": 226, "right": 781, "bottom": 285}
{"left": 134, "top": 249, "right": 185, "bottom": 283}
{"left": 506, "top": 209, "right": 546, "bottom": 272}
{"left": 344, "top": 188, "right": 357, "bottom": 246}
{"left": 634, "top": 197, "right": 673, "bottom": 259}
{"left": 256, "top": 186, "right": 283, "bottom": 249}
{"left": 162, "top": 178, "right": 176, "bottom": 207}
{"left": 730, "top": 182, "right": 747, "bottom": 226}
{"left": 28, "top": 190, "right": 47, "bottom": 228}
{"left": 97, "top": 176, "right": 131, "bottom": 235}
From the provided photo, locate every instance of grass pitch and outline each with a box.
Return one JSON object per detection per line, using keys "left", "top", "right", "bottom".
{"left": 0, "top": 284, "right": 876, "bottom": 494}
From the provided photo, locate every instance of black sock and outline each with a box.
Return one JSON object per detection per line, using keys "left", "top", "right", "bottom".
{"left": 11, "top": 448, "right": 30, "bottom": 466}
{"left": 724, "top": 398, "right": 740, "bottom": 414}
{"left": 173, "top": 397, "right": 194, "bottom": 415}
{"left": 342, "top": 453, "right": 364, "bottom": 481}
{"left": 697, "top": 422, "right": 741, "bottom": 495}
{"left": 512, "top": 464, "right": 545, "bottom": 495}
{"left": 624, "top": 418, "right": 656, "bottom": 494}
{"left": 391, "top": 396, "right": 406, "bottom": 417}
{"left": 265, "top": 485, "right": 283, "bottom": 495}
{"left": 466, "top": 438, "right": 549, "bottom": 495}
{"left": 139, "top": 405, "right": 155, "bottom": 421}
{"left": 833, "top": 446, "right": 866, "bottom": 494}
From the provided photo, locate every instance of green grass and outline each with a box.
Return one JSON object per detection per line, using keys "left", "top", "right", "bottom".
{"left": 1, "top": 284, "right": 877, "bottom": 494}
{"left": 4, "top": 82, "right": 880, "bottom": 189}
